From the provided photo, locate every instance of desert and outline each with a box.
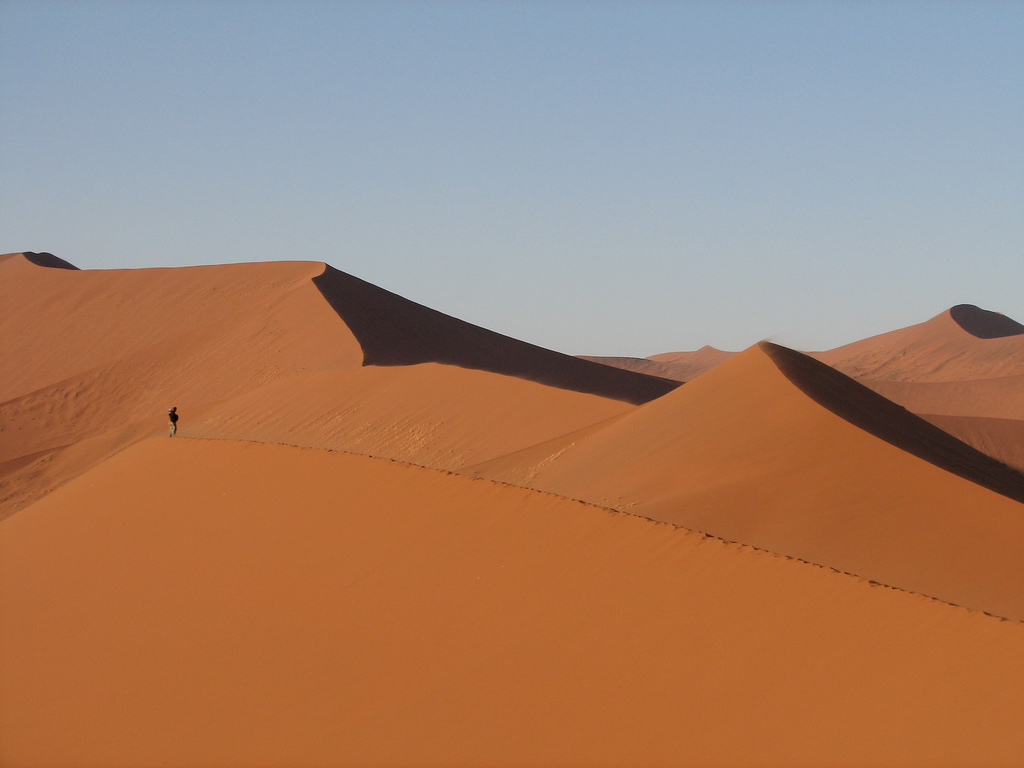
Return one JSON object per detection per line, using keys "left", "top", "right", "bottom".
{"left": 3, "top": 251, "right": 1024, "bottom": 766}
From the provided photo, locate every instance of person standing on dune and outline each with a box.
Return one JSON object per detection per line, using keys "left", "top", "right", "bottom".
{"left": 168, "top": 407, "right": 179, "bottom": 437}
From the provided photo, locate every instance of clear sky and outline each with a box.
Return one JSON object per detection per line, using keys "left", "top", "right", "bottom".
{"left": 2, "top": 1, "right": 1022, "bottom": 356}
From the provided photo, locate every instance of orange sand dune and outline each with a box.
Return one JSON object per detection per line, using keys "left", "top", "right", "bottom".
{"left": 1, "top": 253, "right": 671, "bottom": 517}
{"left": 577, "top": 355, "right": 692, "bottom": 381}
{"left": 192, "top": 363, "right": 633, "bottom": 470}
{"left": 7, "top": 251, "right": 1024, "bottom": 764}
{"left": 469, "top": 343, "right": 1024, "bottom": 620}
{"left": 0, "top": 253, "right": 362, "bottom": 404}
{"left": 814, "top": 304, "right": 1024, "bottom": 382}
{"left": 862, "top": 374, "right": 1024, "bottom": 421}
{"left": 0, "top": 418, "right": 157, "bottom": 518}
{"left": 0, "top": 252, "right": 362, "bottom": 517}
{"left": 312, "top": 265, "right": 679, "bottom": 403}
{"left": 811, "top": 306, "right": 1023, "bottom": 473}
{"left": 647, "top": 344, "right": 739, "bottom": 380}
{"left": 920, "top": 413, "right": 1024, "bottom": 474}
{"left": 578, "top": 346, "right": 738, "bottom": 383}
{"left": 5, "top": 437, "right": 1024, "bottom": 767}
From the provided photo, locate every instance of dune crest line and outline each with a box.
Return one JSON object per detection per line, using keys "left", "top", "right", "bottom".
{"left": 312, "top": 265, "right": 680, "bottom": 404}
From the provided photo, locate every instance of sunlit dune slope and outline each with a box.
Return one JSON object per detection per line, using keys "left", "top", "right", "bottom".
{"left": 586, "top": 346, "right": 739, "bottom": 382}
{"left": 0, "top": 418, "right": 157, "bottom": 516}
{"left": 861, "top": 373, "right": 1024, "bottom": 421}
{"left": 468, "top": 342, "right": 1024, "bottom": 620}
{"left": 577, "top": 355, "right": 690, "bottom": 381}
{"left": 191, "top": 364, "right": 633, "bottom": 470}
{"left": 0, "top": 252, "right": 362, "bottom": 518}
{"left": 0, "top": 253, "right": 362, "bottom": 405}
{"left": 5, "top": 438, "right": 1024, "bottom": 768}
{"left": 920, "top": 413, "right": 1024, "bottom": 474}
{"left": 813, "top": 306, "right": 1024, "bottom": 471}
{"left": 646, "top": 345, "right": 739, "bottom": 380}
{"left": 815, "top": 304, "right": 1024, "bottom": 382}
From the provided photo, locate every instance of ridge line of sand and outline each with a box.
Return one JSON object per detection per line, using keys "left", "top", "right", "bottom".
{"left": 0, "top": 421, "right": 163, "bottom": 522}
{"left": 311, "top": 265, "right": 681, "bottom": 404}
{"left": 762, "top": 342, "right": 1024, "bottom": 504}
{"left": 172, "top": 435, "right": 1024, "bottom": 623}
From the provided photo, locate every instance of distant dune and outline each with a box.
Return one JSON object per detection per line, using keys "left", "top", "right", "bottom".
{"left": 647, "top": 345, "right": 739, "bottom": 378}
{"left": 808, "top": 304, "right": 1024, "bottom": 475}
{"left": 8, "top": 250, "right": 79, "bottom": 270}
{"left": 950, "top": 303, "right": 1024, "bottom": 339}
{"left": 814, "top": 304, "right": 1024, "bottom": 382}
{"left": 4, "top": 252, "right": 1024, "bottom": 766}
{"left": 576, "top": 355, "right": 690, "bottom": 381}
{"left": 919, "top": 413, "right": 1024, "bottom": 474}
{"left": 583, "top": 345, "right": 738, "bottom": 382}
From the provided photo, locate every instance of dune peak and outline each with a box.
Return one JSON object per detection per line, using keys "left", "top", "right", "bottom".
{"left": 949, "top": 304, "right": 1024, "bottom": 339}
{"left": 23, "top": 252, "right": 79, "bottom": 270}
{"left": 760, "top": 341, "right": 1024, "bottom": 504}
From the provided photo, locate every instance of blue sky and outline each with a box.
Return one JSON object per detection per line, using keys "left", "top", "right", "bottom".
{"left": 2, "top": 1, "right": 1022, "bottom": 356}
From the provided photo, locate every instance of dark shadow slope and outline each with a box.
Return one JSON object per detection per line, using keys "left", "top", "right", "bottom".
{"left": 950, "top": 304, "right": 1024, "bottom": 339}
{"left": 763, "top": 342, "right": 1024, "bottom": 505}
{"left": 22, "top": 252, "right": 79, "bottom": 270}
{"left": 313, "top": 266, "right": 680, "bottom": 405}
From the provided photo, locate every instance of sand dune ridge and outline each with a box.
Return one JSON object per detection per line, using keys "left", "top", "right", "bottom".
{"left": 313, "top": 265, "right": 680, "bottom": 404}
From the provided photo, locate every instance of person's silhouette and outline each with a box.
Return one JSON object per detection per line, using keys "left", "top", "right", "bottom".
{"left": 168, "top": 407, "right": 179, "bottom": 437}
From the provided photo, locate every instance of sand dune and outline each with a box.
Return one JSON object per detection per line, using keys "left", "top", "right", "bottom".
{"left": 860, "top": 374, "right": 1024, "bottom": 421}
{"left": 10, "top": 251, "right": 79, "bottom": 270}
{"left": 0, "top": 254, "right": 670, "bottom": 517}
{"left": 313, "top": 265, "right": 679, "bottom": 403}
{"left": 5, "top": 437, "right": 1024, "bottom": 767}
{"left": 192, "top": 363, "right": 633, "bottom": 470}
{"left": 0, "top": 253, "right": 361, "bottom": 404}
{"left": 579, "top": 346, "right": 739, "bottom": 382}
{"left": 0, "top": 418, "right": 157, "bottom": 518}
{"left": 920, "top": 413, "right": 1024, "bottom": 474}
{"left": 0, "top": 253, "right": 363, "bottom": 517}
{"left": 647, "top": 344, "right": 739, "bottom": 380}
{"left": 6, "top": 252, "right": 1024, "bottom": 766}
{"left": 576, "top": 355, "right": 692, "bottom": 381}
{"left": 469, "top": 342, "right": 1024, "bottom": 620}
{"left": 815, "top": 304, "right": 1024, "bottom": 382}
{"left": 811, "top": 306, "right": 1024, "bottom": 471}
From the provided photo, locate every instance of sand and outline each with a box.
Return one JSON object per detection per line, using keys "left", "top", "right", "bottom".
{"left": 581, "top": 347, "right": 741, "bottom": 383}
{"left": 312, "top": 265, "right": 680, "bottom": 404}
{"left": 808, "top": 304, "right": 1024, "bottom": 476}
{"left": 5, "top": 437, "right": 1024, "bottom": 767}
{"left": 191, "top": 364, "right": 633, "bottom": 470}
{"left": 469, "top": 343, "right": 1024, "bottom": 620}
{"left": 919, "top": 413, "right": 1024, "bottom": 474}
{"left": 0, "top": 253, "right": 665, "bottom": 519}
{"left": 4, "top": 252, "right": 1024, "bottom": 766}
{"left": 814, "top": 304, "right": 1024, "bottom": 383}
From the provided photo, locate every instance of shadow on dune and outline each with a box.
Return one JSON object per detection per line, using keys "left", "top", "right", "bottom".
{"left": 763, "top": 342, "right": 1024, "bottom": 505}
{"left": 22, "top": 252, "right": 79, "bottom": 270}
{"left": 950, "top": 304, "right": 1024, "bottom": 339}
{"left": 312, "top": 266, "right": 680, "bottom": 405}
